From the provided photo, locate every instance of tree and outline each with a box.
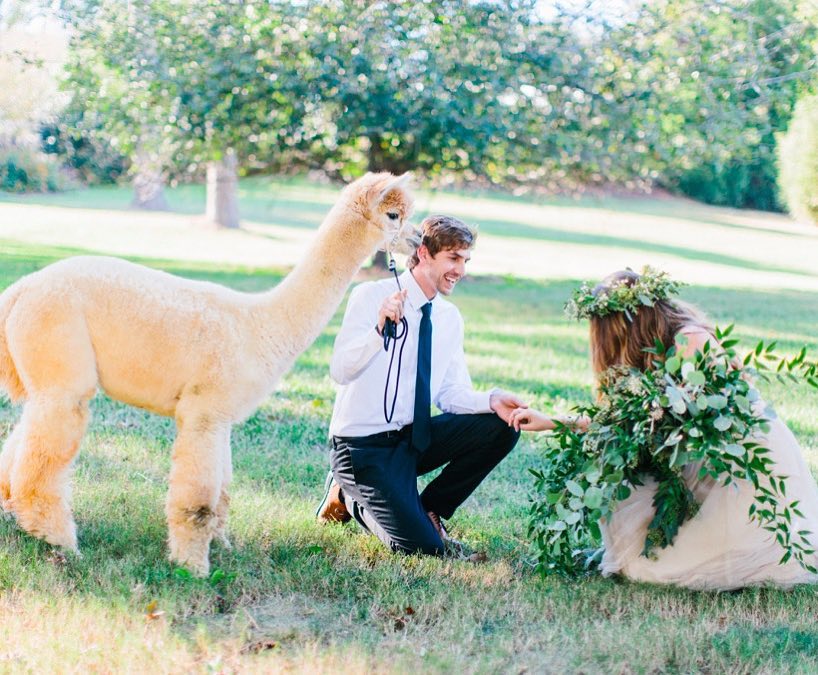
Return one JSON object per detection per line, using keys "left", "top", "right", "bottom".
{"left": 591, "top": 0, "right": 818, "bottom": 207}
{"left": 61, "top": 0, "right": 313, "bottom": 225}
{"left": 302, "top": 0, "right": 558, "bottom": 182}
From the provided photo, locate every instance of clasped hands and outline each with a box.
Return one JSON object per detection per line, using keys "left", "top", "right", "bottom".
{"left": 488, "top": 391, "right": 589, "bottom": 433}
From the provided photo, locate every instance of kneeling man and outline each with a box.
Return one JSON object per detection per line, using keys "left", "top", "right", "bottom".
{"left": 317, "top": 214, "right": 523, "bottom": 555}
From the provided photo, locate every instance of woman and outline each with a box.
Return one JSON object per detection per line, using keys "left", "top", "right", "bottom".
{"left": 511, "top": 269, "right": 818, "bottom": 590}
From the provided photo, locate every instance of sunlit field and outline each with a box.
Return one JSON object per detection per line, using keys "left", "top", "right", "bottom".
{"left": 1, "top": 180, "right": 817, "bottom": 672}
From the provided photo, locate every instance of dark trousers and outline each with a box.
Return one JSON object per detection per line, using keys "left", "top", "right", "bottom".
{"left": 330, "top": 413, "right": 520, "bottom": 555}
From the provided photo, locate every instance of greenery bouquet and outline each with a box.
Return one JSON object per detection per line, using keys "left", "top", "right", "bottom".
{"left": 529, "top": 326, "right": 818, "bottom": 577}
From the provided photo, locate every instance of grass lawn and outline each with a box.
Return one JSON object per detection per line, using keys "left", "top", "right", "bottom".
{"left": 1, "top": 180, "right": 818, "bottom": 672}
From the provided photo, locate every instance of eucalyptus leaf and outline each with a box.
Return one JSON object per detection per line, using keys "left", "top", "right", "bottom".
{"left": 685, "top": 370, "right": 706, "bottom": 387}
{"left": 707, "top": 394, "right": 728, "bottom": 410}
{"left": 724, "top": 443, "right": 745, "bottom": 457}
{"left": 566, "top": 480, "right": 584, "bottom": 497}
{"left": 665, "top": 356, "right": 681, "bottom": 374}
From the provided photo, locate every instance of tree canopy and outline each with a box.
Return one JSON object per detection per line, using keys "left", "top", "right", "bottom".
{"left": 51, "top": 0, "right": 818, "bottom": 216}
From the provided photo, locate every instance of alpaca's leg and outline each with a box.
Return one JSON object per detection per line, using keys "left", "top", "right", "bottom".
{"left": 166, "top": 409, "right": 229, "bottom": 576}
{"left": 0, "top": 423, "right": 23, "bottom": 512}
{"left": 214, "top": 433, "right": 232, "bottom": 549}
{"left": 9, "top": 392, "right": 92, "bottom": 550}
{"left": 4, "top": 304, "right": 96, "bottom": 548}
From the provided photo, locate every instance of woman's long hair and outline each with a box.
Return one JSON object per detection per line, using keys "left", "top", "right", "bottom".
{"left": 589, "top": 270, "right": 710, "bottom": 375}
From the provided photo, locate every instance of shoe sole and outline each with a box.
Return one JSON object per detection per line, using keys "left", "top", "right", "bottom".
{"left": 315, "top": 470, "right": 335, "bottom": 519}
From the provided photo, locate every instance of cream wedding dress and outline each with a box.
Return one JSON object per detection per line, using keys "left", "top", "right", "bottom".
{"left": 600, "top": 412, "right": 818, "bottom": 591}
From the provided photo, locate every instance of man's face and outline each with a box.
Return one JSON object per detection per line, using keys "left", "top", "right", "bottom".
{"left": 417, "top": 246, "right": 471, "bottom": 296}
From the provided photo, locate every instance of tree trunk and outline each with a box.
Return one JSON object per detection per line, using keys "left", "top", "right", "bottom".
{"left": 205, "top": 150, "right": 240, "bottom": 229}
{"left": 375, "top": 250, "right": 400, "bottom": 270}
{"left": 131, "top": 164, "right": 169, "bottom": 210}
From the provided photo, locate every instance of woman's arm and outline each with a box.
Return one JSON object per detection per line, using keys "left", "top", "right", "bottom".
{"left": 508, "top": 408, "right": 590, "bottom": 433}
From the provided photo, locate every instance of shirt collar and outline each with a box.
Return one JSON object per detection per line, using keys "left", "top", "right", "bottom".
{"left": 399, "top": 269, "right": 435, "bottom": 312}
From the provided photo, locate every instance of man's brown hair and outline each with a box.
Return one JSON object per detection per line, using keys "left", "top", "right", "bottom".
{"left": 407, "top": 215, "right": 476, "bottom": 269}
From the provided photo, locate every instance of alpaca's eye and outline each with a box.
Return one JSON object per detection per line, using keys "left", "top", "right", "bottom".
{"left": 387, "top": 212, "right": 399, "bottom": 221}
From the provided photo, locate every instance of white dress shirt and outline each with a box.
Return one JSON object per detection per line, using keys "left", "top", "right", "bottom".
{"left": 329, "top": 269, "right": 493, "bottom": 438}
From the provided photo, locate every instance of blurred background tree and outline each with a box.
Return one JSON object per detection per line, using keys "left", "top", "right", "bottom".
{"left": 4, "top": 0, "right": 816, "bottom": 225}
{"left": 777, "top": 93, "right": 818, "bottom": 224}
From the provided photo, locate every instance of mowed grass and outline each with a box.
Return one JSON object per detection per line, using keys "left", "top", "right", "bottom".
{"left": 1, "top": 190, "right": 818, "bottom": 672}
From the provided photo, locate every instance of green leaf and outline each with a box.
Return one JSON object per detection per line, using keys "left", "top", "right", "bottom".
{"left": 664, "top": 356, "right": 681, "bottom": 374}
{"left": 583, "top": 486, "right": 604, "bottom": 509}
{"left": 723, "top": 443, "right": 745, "bottom": 457}
{"left": 685, "top": 369, "right": 706, "bottom": 387}
{"left": 566, "top": 480, "right": 584, "bottom": 497}
{"left": 564, "top": 511, "right": 581, "bottom": 525}
{"left": 707, "top": 394, "right": 728, "bottom": 410}
{"left": 713, "top": 416, "right": 732, "bottom": 431}
{"left": 734, "top": 394, "right": 751, "bottom": 412}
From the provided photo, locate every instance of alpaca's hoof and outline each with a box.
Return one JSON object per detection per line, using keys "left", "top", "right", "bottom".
{"left": 42, "top": 524, "right": 78, "bottom": 552}
{"left": 14, "top": 504, "right": 78, "bottom": 551}
{"left": 171, "top": 553, "right": 210, "bottom": 578}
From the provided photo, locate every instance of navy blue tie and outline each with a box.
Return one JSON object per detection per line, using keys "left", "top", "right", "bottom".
{"left": 412, "top": 302, "right": 432, "bottom": 451}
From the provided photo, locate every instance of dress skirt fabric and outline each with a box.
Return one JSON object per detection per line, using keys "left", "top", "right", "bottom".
{"left": 600, "top": 416, "right": 818, "bottom": 590}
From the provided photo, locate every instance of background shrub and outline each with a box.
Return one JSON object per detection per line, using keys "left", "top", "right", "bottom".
{"left": 777, "top": 94, "right": 818, "bottom": 225}
{"left": 0, "top": 146, "right": 65, "bottom": 193}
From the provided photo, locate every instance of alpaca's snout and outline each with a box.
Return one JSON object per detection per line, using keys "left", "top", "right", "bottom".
{"left": 389, "top": 221, "right": 421, "bottom": 256}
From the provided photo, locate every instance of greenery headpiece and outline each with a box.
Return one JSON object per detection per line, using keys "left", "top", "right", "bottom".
{"left": 564, "top": 266, "right": 684, "bottom": 321}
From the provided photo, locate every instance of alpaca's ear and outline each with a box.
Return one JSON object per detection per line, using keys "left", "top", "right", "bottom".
{"left": 376, "top": 172, "right": 412, "bottom": 204}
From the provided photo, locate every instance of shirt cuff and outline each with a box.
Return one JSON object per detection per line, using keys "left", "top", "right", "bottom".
{"left": 475, "top": 389, "right": 495, "bottom": 414}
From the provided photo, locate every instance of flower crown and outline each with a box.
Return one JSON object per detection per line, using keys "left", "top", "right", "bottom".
{"left": 564, "top": 266, "right": 684, "bottom": 321}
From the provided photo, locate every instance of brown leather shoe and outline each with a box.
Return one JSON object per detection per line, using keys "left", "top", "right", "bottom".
{"left": 427, "top": 511, "right": 487, "bottom": 562}
{"left": 316, "top": 471, "right": 351, "bottom": 524}
{"left": 426, "top": 510, "right": 452, "bottom": 541}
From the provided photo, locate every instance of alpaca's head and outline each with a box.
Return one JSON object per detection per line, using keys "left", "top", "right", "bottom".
{"left": 345, "top": 172, "right": 415, "bottom": 253}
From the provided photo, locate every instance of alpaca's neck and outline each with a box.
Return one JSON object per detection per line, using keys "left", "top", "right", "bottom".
{"left": 257, "top": 201, "right": 382, "bottom": 360}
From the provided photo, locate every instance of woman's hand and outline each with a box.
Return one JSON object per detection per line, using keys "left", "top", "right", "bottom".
{"left": 563, "top": 414, "right": 591, "bottom": 433}
{"left": 509, "top": 408, "right": 553, "bottom": 432}
{"left": 509, "top": 409, "right": 591, "bottom": 433}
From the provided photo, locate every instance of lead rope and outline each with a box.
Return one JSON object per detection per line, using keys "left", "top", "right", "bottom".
{"left": 383, "top": 254, "right": 408, "bottom": 424}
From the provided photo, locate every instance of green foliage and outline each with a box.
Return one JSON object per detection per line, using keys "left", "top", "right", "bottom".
{"left": 51, "top": 0, "right": 816, "bottom": 205}
{"left": 0, "top": 145, "right": 64, "bottom": 193}
{"left": 40, "top": 115, "right": 127, "bottom": 185}
{"left": 676, "top": 160, "right": 782, "bottom": 212}
{"left": 594, "top": 0, "right": 816, "bottom": 205}
{"left": 529, "top": 326, "right": 818, "bottom": 577}
{"left": 564, "top": 266, "right": 683, "bottom": 321}
{"left": 778, "top": 93, "right": 818, "bottom": 225}
{"left": 59, "top": 0, "right": 312, "bottom": 181}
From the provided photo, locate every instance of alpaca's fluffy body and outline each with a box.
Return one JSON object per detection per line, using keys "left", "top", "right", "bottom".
{"left": 0, "top": 172, "right": 413, "bottom": 574}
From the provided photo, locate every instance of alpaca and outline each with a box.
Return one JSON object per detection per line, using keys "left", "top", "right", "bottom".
{"left": 0, "top": 172, "right": 414, "bottom": 575}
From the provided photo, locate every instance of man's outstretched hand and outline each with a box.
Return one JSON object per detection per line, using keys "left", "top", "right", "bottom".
{"left": 489, "top": 389, "right": 527, "bottom": 424}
